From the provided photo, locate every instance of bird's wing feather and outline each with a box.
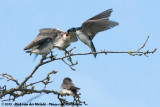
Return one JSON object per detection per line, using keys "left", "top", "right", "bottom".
{"left": 24, "top": 29, "right": 63, "bottom": 50}
{"left": 82, "top": 19, "right": 119, "bottom": 39}
{"left": 24, "top": 34, "right": 52, "bottom": 50}
{"left": 86, "top": 9, "right": 112, "bottom": 21}
{"left": 70, "top": 86, "right": 80, "bottom": 90}
{"left": 39, "top": 28, "right": 64, "bottom": 33}
{"left": 81, "top": 9, "right": 118, "bottom": 39}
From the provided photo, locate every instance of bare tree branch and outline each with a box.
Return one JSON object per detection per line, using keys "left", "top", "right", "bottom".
{"left": 137, "top": 36, "right": 149, "bottom": 52}
{"left": 61, "top": 58, "right": 77, "bottom": 71}
{"left": 17, "top": 58, "right": 44, "bottom": 89}
{"left": 0, "top": 36, "right": 157, "bottom": 106}
{"left": 0, "top": 73, "right": 19, "bottom": 85}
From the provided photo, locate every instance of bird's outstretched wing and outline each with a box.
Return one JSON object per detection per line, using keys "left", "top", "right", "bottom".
{"left": 87, "top": 8, "right": 113, "bottom": 20}
{"left": 82, "top": 19, "right": 119, "bottom": 39}
{"left": 24, "top": 28, "right": 63, "bottom": 50}
{"left": 81, "top": 9, "right": 118, "bottom": 39}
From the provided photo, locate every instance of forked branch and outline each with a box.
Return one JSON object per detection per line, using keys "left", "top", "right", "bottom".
{"left": 0, "top": 36, "right": 157, "bottom": 106}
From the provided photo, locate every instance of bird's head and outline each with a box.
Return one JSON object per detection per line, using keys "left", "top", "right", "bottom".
{"left": 67, "top": 27, "right": 81, "bottom": 33}
{"left": 63, "top": 77, "right": 72, "bottom": 82}
{"left": 67, "top": 27, "right": 80, "bottom": 42}
{"left": 61, "top": 32, "right": 70, "bottom": 40}
{"left": 67, "top": 28, "right": 77, "bottom": 33}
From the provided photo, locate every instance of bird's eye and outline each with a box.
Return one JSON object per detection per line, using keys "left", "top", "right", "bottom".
{"left": 66, "top": 33, "right": 69, "bottom": 37}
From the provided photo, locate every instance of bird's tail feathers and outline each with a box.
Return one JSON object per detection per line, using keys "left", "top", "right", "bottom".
{"left": 26, "top": 50, "right": 33, "bottom": 56}
{"left": 33, "top": 54, "right": 38, "bottom": 62}
{"left": 25, "top": 50, "right": 38, "bottom": 61}
{"left": 72, "top": 92, "right": 80, "bottom": 98}
{"left": 89, "top": 40, "right": 97, "bottom": 58}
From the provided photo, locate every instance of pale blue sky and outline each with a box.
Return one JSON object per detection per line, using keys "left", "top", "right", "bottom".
{"left": 0, "top": 0, "right": 160, "bottom": 107}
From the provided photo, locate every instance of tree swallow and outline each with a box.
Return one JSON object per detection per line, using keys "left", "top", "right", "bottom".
{"left": 24, "top": 28, "right": 71, "bottom": 57}
{"left": 61, "top": 77, "right": 80, "bottom": 98}
{"left": 67, "top": 9, "right": 119, "bottom": 58}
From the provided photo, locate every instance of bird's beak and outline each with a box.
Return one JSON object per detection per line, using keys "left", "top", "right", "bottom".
{"left": 66, "top": 33, "right": 70, "bottom": 38}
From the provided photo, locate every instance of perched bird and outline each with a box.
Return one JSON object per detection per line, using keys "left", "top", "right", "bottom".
{"left": 67, "top": 9, "right": 119, "bottom": 58}
{"left": 61, "top": 77, "right": 80, "bottom": 98}
{"left": 24, "top": 28, "right": 71, "bottom": 58}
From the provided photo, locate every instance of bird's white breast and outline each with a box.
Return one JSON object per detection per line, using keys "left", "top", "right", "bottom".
{"left": 54, "top": 38, "right": 70, "bottom": 50}
{"left": 76, "top": 30, "right": 90, "bottom": 46}
{"left": 61, "top": 89, "right": 72, "bottom": 94}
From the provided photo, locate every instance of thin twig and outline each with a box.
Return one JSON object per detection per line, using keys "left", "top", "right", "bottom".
{"left": 137, "top": 36, "right": 149, "bottom": 52}
{"left": 61, "top": 58, "right": 76, "bottom": 71}
{"left": 0, "top": 74, "right": 19, "bottom": 86}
